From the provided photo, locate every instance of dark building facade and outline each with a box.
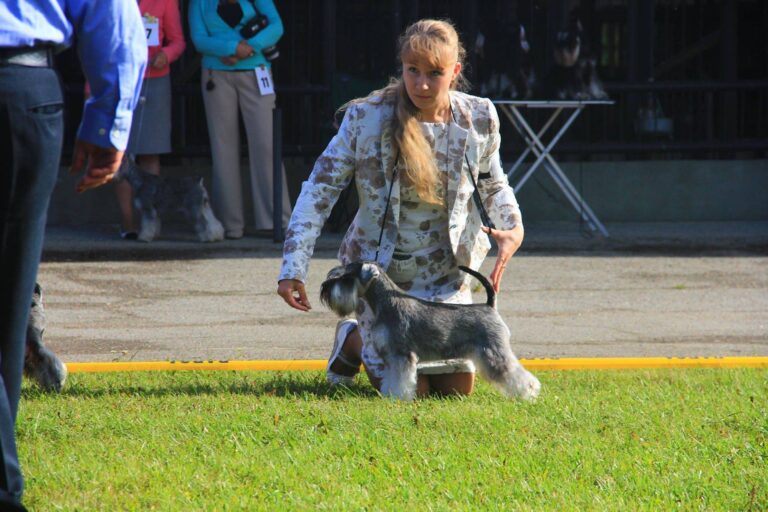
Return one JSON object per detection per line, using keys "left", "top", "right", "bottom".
{"left": 55, "top": 0, "right": 767, "bottom": 163}
{"left": 48, "top": 0, "right": 767, "bottom": 228}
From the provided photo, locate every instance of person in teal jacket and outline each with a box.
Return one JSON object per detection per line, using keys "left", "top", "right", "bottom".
{"left": 189, "top": 0, "right": 291, "bottom": 238}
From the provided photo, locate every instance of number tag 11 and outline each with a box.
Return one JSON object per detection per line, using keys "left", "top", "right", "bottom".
{"left": 255, "top": 66, "right": 275, "bottom": 96}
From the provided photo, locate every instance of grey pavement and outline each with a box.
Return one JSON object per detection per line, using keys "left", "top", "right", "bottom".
{"left": 38, "top": 221, "right": 768, "bottom": 363}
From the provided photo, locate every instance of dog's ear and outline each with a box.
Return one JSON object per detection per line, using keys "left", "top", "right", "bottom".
{"left": 359, "top": 262, "right": 380, "bottom": 283}
{"left": 326, "top": 265, "right": 349, "bottom": 281}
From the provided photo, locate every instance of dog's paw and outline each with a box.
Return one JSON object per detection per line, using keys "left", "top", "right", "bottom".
{"left": 380, "top": 386, "right": 416, "bottom": 401}
{"left": 137, "top": 228, "right": 156, "bottom": 243}
{"left": 381, "top": 377, "right": 416, "bottom": 402}
{"left": 138, "top": 217, "right": 161, "bottom": 242}
{"left": 197, "top": 216, "right": 225, "bottom": 242}
{"left": 197, "top": 232, "right": 224, "bottom": 243}
{"left": 516, "top": 370, "right": 541, "bottom": 401}
{"left": 25, "top": 347, "right": 68, "bottom": 392}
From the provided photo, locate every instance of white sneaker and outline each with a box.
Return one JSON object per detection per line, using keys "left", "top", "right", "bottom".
{"left": 326, "top": 319, "right": 360, "bottom": 386}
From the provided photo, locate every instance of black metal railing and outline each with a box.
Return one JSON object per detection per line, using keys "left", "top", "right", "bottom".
{"left": 498, "top": 80, "right": 768, "bottom": 161}
{"left": 61, "top": 77, "right": 767, "bottom": 163}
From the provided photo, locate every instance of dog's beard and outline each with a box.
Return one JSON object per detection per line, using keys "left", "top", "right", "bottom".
{"left": 320, "top": 278, "right": 358, "bottom": 317}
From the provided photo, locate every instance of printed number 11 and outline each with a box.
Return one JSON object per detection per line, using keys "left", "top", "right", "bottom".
{"left": 261, "top": 77, "right": 270, "bottom": 88}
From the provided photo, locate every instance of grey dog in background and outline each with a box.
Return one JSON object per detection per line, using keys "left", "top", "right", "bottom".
{"left": 320, "top": 262, "right": 541, "bottom": 401}
{"left": 117, "top": 158, "right": 225, "bottom": 243}
{"left": 25, "top": 283, "right": 67, "bottom": 392}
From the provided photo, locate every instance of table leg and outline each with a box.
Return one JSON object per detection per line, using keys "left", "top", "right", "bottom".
{"left": 500, "top": 105, "right": 561, "bottom": 181}
{"left": 510, "top": 105, "right": 569, "bottom": 191}
{"left": 509, "top": 105, "right": 610, "bottom": 237}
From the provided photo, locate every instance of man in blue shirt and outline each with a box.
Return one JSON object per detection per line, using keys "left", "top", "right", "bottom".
{"left": 0, "top": 2, "right": 147, "bottom": 509}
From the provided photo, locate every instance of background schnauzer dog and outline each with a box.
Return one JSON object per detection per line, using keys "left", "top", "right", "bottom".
{"left": 538, "top": 14, "right": 609, "bottom": 101}
{"left": 475, "top": 21, "right": 536, "bottom": 100}
{"left": 320, "top": 262, "right": 541, "bottom": 401}
{"left": 117, "top": 158, "right": 225, "bottom": 243}
{"left": 25, "top": 283, "right": 68, "bottom": 392}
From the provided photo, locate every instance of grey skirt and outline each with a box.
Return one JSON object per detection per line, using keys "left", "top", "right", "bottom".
{"left": 126, "top": 74, "right": 172, "bottom": 155}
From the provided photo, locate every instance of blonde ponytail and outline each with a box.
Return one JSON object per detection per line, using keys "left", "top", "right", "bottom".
{"left": 392, "top": 80, "right": 443, "bottom": 203}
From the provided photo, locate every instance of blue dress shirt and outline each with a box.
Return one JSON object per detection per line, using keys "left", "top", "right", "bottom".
{"left": 0, "top": 0, "right": 148, "bottom": 150}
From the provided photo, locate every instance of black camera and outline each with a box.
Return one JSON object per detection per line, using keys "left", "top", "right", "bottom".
{"left": 239, "top": 13, "right": 279, "bottom": 61}
{"left": 239, "top": 13, "right": 268, "bottom": 39}
{"left": 262, "top": 45, "right": 279, "bottom": 61}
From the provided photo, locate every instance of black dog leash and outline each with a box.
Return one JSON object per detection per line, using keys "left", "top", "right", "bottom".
{"left": 374, "top": 105, "right": 499, "bottom": 263}
{"left": 374, "top": 149, "right": 399, "bottom": 264}
{"left": 450, "top": 106, "right": 496, "bottom": 231}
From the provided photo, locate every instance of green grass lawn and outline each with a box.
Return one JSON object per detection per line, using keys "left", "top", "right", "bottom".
{"left": 19, "top": 369, "right": 767, "bottom": 511}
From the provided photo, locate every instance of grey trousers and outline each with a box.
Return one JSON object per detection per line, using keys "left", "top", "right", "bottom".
{"left": 201, "top": 68, "right": 291, "bottom": 235}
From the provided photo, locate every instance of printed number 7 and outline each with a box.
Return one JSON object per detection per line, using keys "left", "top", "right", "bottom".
{"left": 146, "top": 28, "right": 152, "bottom": 40}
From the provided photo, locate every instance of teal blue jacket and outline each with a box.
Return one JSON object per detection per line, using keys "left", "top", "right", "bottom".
{"left": 189, "top": 0, "right": 282, "bottom": 70}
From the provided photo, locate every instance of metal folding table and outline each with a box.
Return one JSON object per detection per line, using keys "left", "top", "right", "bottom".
{"left": 493, "top": 100, "right": 614, "bottom": 237}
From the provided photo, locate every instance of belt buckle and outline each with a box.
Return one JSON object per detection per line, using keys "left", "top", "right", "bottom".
{"left": 1, "top": 48, "right": 51, "bottom": 68}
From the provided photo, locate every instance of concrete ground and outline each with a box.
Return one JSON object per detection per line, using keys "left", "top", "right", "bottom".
{"left": 38, "top": 221, "right": 768, "bottom": 363}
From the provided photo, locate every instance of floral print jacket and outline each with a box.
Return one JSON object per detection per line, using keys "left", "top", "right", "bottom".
{"left": 278, "top": 91, "right": 522, "bottom": 284}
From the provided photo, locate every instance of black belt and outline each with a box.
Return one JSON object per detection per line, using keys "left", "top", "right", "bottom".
{"left": 0, "top": 47, "right": 54, "bottom": 68}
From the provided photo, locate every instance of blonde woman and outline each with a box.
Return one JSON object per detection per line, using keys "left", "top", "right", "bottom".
{"left": 277, "top": 19, "right": 524, "bottom": 396}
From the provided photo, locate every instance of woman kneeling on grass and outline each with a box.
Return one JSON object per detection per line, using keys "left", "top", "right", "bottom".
{"left": 277, "top": 19, "right": 524, "bottom": 397}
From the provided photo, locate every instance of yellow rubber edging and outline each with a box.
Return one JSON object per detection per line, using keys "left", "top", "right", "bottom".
{"left": 522, "top": 356, "right": 768, "bottom": 370}
{"left": 65, "top": 356, "right": 768, "bottom": 373}
{"left": 66, "top": 360, "right": 327, "bottom": 373}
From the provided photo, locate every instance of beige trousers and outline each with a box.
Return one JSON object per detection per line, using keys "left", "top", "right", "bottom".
{"left": 201, "top": 68, "right": 291, "bottom": 235}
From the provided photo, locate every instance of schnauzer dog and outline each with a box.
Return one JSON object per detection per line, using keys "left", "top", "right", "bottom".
{"left": 117, "top": 158, "right": 225, "bottom": 243}
{"left": 538, "top": 15, "right": 608, "bottom": 101}
{"left": 320, "top": 262, "right": 541, "bottom": 401}
{"left": 25, "top": 283, "right": 68, "bottom": 392}
{"left": 475, "top": 22, "right": 536, "bottom": 100}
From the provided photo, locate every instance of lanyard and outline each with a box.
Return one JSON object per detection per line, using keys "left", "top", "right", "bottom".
{"left": 374, "top": 104, "right": 496, "bottom": 264}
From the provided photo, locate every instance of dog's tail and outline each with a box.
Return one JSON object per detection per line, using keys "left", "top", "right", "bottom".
{"left": 458, "top": 266, "right": 496, "bottom": 308}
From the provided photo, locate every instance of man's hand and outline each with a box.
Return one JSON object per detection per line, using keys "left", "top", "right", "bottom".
{"left": 482, "top": 224, "right": 524, "bottom": 292}
{"left": 150, "top": 51, "right": 168, "bottom": 69}
{"left": 277, "top": 279, "right": 312, "bottom": 312}
{"left": 69, "top": 140, "right": 124, "bottom": 193}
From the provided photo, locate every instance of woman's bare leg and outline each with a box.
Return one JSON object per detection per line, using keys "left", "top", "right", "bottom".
{"left": 329, "top": 326, "right": 362, "bottom": 378}
{"left": 116, "top": 179, "right": 136, "bottom": 233}
{"left": 138, "top": 154, "right": 160, "bottom": 176}
{"left": 116, "top": 155, "right": 160, "bottom": 233}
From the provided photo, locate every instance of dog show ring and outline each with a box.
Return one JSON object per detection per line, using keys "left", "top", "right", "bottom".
{"left": 493, "top": 100, "right": 614, "bottom": 237}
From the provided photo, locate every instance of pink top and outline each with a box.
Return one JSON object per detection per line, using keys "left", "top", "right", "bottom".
{"left": 140, "top": 0, "right": 186, "bottom": 78}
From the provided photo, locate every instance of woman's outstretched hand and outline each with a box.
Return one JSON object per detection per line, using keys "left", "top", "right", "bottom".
{"left": 481, "top": 225, "right": 524, "bottom": 292}
{"left": 277, "top": 279, "right": 312, "bottom": 312}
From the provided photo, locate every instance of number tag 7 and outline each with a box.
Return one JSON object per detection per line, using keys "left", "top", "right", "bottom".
{"left": 143, "top": 19, "right": 160, "bottom": 47}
